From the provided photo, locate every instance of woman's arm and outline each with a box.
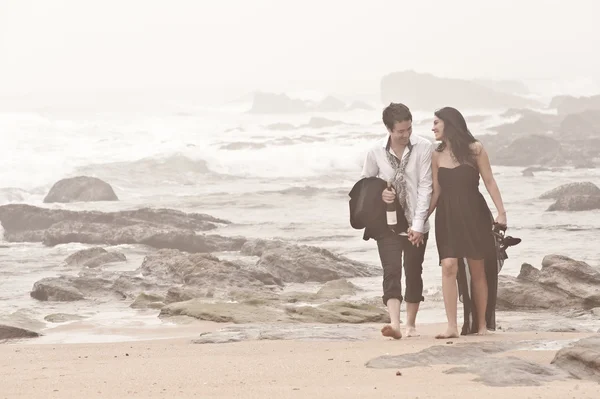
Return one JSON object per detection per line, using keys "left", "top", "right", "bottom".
{"left": 426, "top": 150, "right": 441, "bottom": 219}
{"left": 473, "top": 142, "right": 507, "bottom": 223}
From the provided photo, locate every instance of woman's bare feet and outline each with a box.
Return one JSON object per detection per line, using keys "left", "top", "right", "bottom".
{"left": 405, "top": 326, "right": 419, "bottom": 337}
{"left": 381, "top": 324, "right": 402, "bottom": 340}
{"left": 435, "top": 326, "right": 459, "bottom": 339}
{"left": 476, "top": 327, "right": 490, "bottom": 336}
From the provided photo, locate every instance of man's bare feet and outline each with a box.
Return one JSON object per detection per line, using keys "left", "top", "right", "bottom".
{"left": 381, "top": 324, "right": 402, "bottom": 340}
{"left": 476, "top": 328, "right": 490, "bottom": 336}
{"left": 405, "top": 326, "right": 419, "bottom": 337}
{"left": 435, "top": 326, "right": 460, "bottom": 339}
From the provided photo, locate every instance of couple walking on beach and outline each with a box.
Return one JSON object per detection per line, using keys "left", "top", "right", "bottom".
{"left": 350, "top": 103, "right": 508, "bottom": 340}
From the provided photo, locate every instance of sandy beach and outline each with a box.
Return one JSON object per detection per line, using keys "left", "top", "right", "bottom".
{"left": 1, "top": 323, "right": 597, "bottom": 399}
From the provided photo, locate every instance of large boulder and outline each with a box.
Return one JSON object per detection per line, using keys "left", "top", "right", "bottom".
{"left": 44, "top": 176, "right": 118, "bottom": 203}
{"left": 497, "top": 255, "right": 600, "bottom": 312}
{"left": 546, "top": 195, "right": 600, "bottom": 212}
{"left": 541, "top": 182, "right": 600, "bottom": 212}
{"left": 0, "top": 325, "right": 40, "bottom": 340}
{"left": 551, "top": 336, "right": 600, "bottom": 383}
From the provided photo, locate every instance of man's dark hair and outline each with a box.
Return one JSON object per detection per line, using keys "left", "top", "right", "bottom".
{"left": 382, "top": 102, "right": 412, "bottom": 131}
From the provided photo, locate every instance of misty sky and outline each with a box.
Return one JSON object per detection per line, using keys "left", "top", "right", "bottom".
{"left": 1, "top": 0, "right": 599, "bottom": 97}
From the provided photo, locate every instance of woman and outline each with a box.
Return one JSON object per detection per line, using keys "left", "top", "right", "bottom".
{"left": 427, "top": 107, "right": 507, "bottom": 338}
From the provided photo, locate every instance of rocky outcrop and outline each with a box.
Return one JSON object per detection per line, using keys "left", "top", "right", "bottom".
{"left": 159, "top": 298, "right": 388, "bottom": 324}
{"left": 65, "top": 247, "right": 126, "bottom": 268}
{"left": 29, "top": 242, "right": 377, "bottom": 312}
{"left": 559, "top": 109, "right": 600, "bottom": 137}
{"left": 497, "top": 255, "right": 600, "bottom": 312}
{"left": 551, "top": 336, "right": 600, "bottom": 383}
{"left": 240, "top": 239, "right": 379, "bottom": 283}
{"left": 139, "top": 249, "right": 284, "bottom": 295}
{"left": 541, "top": 182, "right": 600, "bottom": 212}
{"left": 380, "top": 70, "right": 539, "bottom": 111}
{"left": 43, "top": 176, "right": 118, "bottom": 203}
{"left": 490, "top": 113, "right": 557, "bottom": 136}
{"left": 488, "top": 135, "right": 563, "bottom": 167}
{"left": 550, "top": 94, "right": 600, "bottom": 115}
{"left": 366, "top": 340, "right": 567, "bottom": 387}
{"left": 483, "top": 107, "right": 600, "bottom": 167}
{"left": 0, "top": 204, "right": 242, "bottom": 252}
{"left": 0, "top": 325, "right": 40, "bottom": 340}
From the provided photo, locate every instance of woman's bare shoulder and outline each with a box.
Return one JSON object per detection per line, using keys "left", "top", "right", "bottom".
{"left": 469, "top": 141, "right": 484, "bottom": 156}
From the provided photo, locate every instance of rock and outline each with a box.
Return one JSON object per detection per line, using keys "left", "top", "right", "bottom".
{"left": 65, "top": 247, "right": 126, "bottom": 268}
{"left": 316, "top": 279, "right": 360, "bottom": 299}
{"left": 240, "top": 239, "right": 379, "bottom": 283}
{"left": 497, "top": 255, "right": 600, "bottom": 312}
{"left": 284, "top": 301, "right": 388, "bottom": 324}
{"left": 0, "top": 204, "right": 242, "bottom": 252}
{"left": 551, "top": 336, "right": 600, "bottom": 383}
{"left": 44, "top": 313, "right": 85, "bottom": 323}
{"left": 29, "top": 247, "right": 282, "bottom": 304}
{"left": 160, "top": 298, "right": 388, "bottom": 324}
{"left": 0, "top": 325, "right": 40, "bottom": 340}
{"left": 43, "top": 176, "right": 118, "bottom": 203}
{"left": 522, "top": 170, "right": 534, "bottom": 177}
{"left": 522, "top": 167, "right": 555, "bottom": 175}
{"left": 559, "top": 109, "right": 600, "bottom": 137}
{"left": 541, "top": 182, "right": 600, "bottom": 212}
{"left": 547, "top": 195, "right": 600, "bottom": 211}
{"left": 540, "top": 182, "right": 600, "bottom": 199}
{"left": 550, "top": 94, "right": 600, "bottom": 115}
{"left": 31, "top": 278, "right": 86, "bottom": 301}
{"left": 193, "top": 323, "right": 377, "bottom": 344}
{"left": 30, "top": 274, "right": 121, "bottom": 302}
{"left": 130, "top": 293, "right": 166, "bottom": 309}
{"left": 380, "top": 70, "right": 539, "bottom": 111}
{"left": 139, "top": 249, "right": 283, "bottom": 295}
{"left": 366, "top": 340, "right": 566, "bottom": 387}
{"left": 490, "top": 113, "right": 557, "bottom": 137}
{"left": 491, "top": 135, "right": 563, "bottom": 166}
{"left": 159, "top": 299, "right": 282, "bottom": 323}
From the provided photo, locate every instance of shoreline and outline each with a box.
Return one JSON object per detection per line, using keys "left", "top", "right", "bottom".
{"left": 1, "top": 323, "right": 597, "bottom": 398}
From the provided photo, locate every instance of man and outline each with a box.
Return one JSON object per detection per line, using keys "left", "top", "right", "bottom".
{"left": 361, "top": 102, "right": 433, "bottom": 339}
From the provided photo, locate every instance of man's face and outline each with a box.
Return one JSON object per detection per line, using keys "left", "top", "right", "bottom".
{"left": 388, "top": 120, "right": 412, "bottom": 146}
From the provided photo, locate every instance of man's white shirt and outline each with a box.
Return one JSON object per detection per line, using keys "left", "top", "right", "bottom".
{"left": 360, "top": 134, "right": 434, "bottom": 234}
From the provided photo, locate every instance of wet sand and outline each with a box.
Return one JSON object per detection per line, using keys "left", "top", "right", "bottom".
{"left": 0, "top": 322, "right": 597, "bottom": 398}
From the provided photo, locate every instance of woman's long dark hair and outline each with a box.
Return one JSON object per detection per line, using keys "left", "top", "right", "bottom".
{"left": 435, "top": 107, "right": 479, "bottom": 167}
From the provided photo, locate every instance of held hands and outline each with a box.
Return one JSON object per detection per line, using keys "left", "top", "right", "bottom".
{"left": 382, "top": 187, "right": 396, "bottom": 204}
{"left": 408, "top": 228, "right": 424, "bottom": 247}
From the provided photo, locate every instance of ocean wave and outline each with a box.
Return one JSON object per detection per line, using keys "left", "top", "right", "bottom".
{"left": 528, "top": 224, "right": 600, "bottom": 232}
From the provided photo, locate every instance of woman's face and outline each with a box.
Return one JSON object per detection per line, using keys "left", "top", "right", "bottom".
{"left": 432, "top": 117, "right": 445, "bottom": 141}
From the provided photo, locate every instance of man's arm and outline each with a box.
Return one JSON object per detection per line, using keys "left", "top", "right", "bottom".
{"left": 360, "top": 147, "right": 379, "bottom": 178}
{"left": 410, "top": 142, "right": 434, "bottom": 234}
